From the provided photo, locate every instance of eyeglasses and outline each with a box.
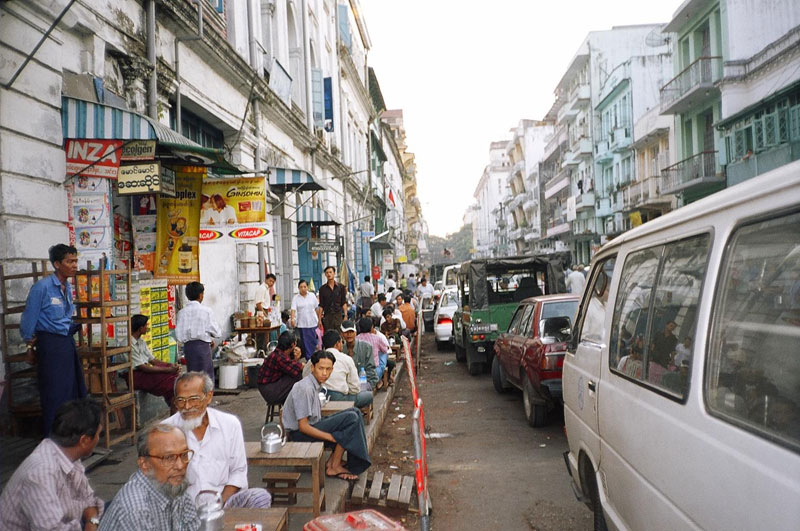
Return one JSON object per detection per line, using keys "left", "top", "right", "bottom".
{"left": 146, "top": 449, "right": 194, "bottom": 466}
{"left": 174, "top": 394, "right": 206, "bottom": 407}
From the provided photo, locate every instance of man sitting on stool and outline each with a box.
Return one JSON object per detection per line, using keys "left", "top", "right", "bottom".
{"left": 164, "top": 372, "right": 271, "bottom": 508}
{"left": 284, "top": 350, "right": 371, "bottom": 481}
{"left": 302, "top": 330, "right": 373, "bottom": 408}
{"left": 130, "top": 314, "right": 181, "bottom": 414}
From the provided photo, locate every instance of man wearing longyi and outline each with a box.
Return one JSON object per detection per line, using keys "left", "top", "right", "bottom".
{"left": 20, "top": 243, "right": 87, "bottom": 435}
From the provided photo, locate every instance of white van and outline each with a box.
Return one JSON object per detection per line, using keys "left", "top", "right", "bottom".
{"left": 441, "top": 264, "right": 460, "bottom": 291}
{"left": 562, "top": 160, "right": 800, "bottom": 531}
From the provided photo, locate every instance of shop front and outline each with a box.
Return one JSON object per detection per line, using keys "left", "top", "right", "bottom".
{"left": 61, "top": 97, "right": 246, "bottom": 362}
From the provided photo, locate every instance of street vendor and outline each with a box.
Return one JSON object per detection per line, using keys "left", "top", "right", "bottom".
{"left": 20, "top": 243, "right": 87, "bottom": 435}
{"left": 282, "top": 350, "right": 371, "bottom": 481}
{"left": 130, "top": 314, "right": 180, "bottom": 414}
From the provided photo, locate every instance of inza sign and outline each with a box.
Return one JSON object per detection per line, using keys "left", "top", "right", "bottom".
{"left": 65, "top": 139, "right": 122, "bottom": 179}
{"left": 117, "top": 162, "right": 176, "bottom": 196}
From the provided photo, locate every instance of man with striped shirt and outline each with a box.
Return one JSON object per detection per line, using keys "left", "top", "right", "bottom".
{"left": 0, "top": 398, "right": 104, "bottom": 531}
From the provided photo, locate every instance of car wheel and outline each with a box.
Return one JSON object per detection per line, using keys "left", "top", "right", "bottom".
{"left": 582, "top": 460, "right": 608, "bottom": 531}
{"left": 522, "top": 376, "right": 547, "bottom": 427}
{"left": 491, "top": 356, "right": 510, "bottom": 393}
{"left": 455, "top": 343, "right": 466, "bottom": 362}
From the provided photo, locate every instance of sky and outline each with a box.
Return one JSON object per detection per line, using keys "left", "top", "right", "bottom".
{"left": 361, "top": 0, "right": 679, "bottom": 237}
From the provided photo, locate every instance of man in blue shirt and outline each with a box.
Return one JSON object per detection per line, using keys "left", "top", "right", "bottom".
{"left": 20, "top": 244, "right": 87, "bottom": 435}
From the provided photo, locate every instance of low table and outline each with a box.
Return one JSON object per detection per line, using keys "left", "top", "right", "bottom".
{"left": 224, "top": 507, "right": 288, "bottom": 531}
{"left": 245, "top": 441, "right": 326, "bottom": 517}
{"left": 321, "top": 400, "right": 355, "bottom": 416}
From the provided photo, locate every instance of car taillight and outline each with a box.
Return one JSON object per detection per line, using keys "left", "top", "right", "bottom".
{"left": 437, "top": 316, "right": 452, "bottom": 325}
{"left": 540, "top": 354, "right": 562, "bottom": 370}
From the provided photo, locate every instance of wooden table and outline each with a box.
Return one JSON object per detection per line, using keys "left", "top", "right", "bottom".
{"left": 224, "top": 507, "right": 288, "bottom": 531}
{"left": 321, "top": 400, "right": 354, "bottom": 416}
{"left": 234, "top": 325, "right": 281, "bottom": 344}
{"left": 390, "top": 344, "right": 402, "bottom": 361}
{"left": 245, "top": 441, "right": 325, "bottom": 517}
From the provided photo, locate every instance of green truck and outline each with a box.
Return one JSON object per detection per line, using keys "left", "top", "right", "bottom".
{"left": 453, "top": 254, "right": 569, "bottom": 375}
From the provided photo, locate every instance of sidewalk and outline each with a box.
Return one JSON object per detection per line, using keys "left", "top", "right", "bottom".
{"left": 86, "top": 362, "right": 402, "bottom": 530}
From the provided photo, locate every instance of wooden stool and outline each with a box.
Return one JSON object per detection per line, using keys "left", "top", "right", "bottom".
{"left": 262, "top": 471, "right": 300, "bottom": 505}
{"left": 246, "top": 441, "right": 326, "bottom": 516}
{"left": 265, "top": 402, "right": 282, "bottom": 423}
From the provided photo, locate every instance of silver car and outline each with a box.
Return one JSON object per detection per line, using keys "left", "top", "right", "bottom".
{"left": 433, "top": 289, "right": 459, "bottom": 351}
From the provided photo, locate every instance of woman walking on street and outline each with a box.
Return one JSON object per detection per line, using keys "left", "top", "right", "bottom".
{"left": 291, "top": 279, "right": 321, "bottom": 360}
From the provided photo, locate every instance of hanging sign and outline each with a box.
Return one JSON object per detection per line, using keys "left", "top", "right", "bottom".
{"left": 154, "top": 170, "right": 202, "bottom": 284}
{"left": 200, "top": 177, "right": 269, "bottom": 242}
{"left": 308, "top": 239, "right": 340, "bottom": 253}
{"left": 117, "top": 162, "right": 176, "bottom": 196}
{"left": 121, "top": 140, "right": 157, "bottom": 161}
{"left": 65, "top": 139, "right": 123, "bottom": 179}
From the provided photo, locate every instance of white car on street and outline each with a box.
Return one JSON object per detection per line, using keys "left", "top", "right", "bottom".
{"left": 433, "top": 288, "right": 459, "bottom": 350}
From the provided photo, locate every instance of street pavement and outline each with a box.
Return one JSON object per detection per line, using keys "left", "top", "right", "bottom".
{"left": 415, "top": 333, "right": 593, "bottom": 530}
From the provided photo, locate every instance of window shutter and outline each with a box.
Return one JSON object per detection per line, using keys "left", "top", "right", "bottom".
{"left": 753, "top": 118, "right": 764, "bottom": 151}
{"left": 790, "top": 104, "right": 800, "bottom": 141}
{"left": 311, "top": 68, "right": 324, "bottom": 127}
{"left": 764, "top": 113, "right": 777, "bottom": 146}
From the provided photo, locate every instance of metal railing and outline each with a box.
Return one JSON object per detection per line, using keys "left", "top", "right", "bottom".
{"left": 660, "top": 56, "right": 722, "bottom": 112}
{"left": 660, "top": 151, "right": 721, "bottom": 193}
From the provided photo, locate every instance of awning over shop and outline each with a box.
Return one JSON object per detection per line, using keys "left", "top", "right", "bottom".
{"left": 296, "top": 206, "right": 339, "bottom": 225}
{"left": 268, "top": 167, "right": 327, "bottom": 191}
{"left": 61, "top": 97, "right": 241, "bottom": 174}
{"left": 369, "top": 230, "right": 393, "bottom": 249}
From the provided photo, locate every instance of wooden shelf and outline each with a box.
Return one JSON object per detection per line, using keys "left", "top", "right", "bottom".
{"left": 74, "top": 300, "right": 130, "bottom": 308}
{"left": 73, "top": 316, "right": 130, "bottom": 325}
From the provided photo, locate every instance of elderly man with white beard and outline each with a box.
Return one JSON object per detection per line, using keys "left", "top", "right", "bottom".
{"left": 99, "top": 424, "right": 199, "bottom": 530}
{"left": 164, "top": 372, "right": 271, "bottom": 508}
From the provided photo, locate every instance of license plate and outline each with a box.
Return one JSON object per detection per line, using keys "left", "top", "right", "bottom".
{"left": 471, "top": 323, "right": 498, "bottom": 333}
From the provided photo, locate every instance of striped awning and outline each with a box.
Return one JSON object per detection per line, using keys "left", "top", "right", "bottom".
{"left": 268, "top": 167, "right": 327, "bottom": 191}
{"left": 296, "top": 206, "right": 339, "bottom": 225}
{"left": 61, "top": 97, "right": 242, "bottom": 174}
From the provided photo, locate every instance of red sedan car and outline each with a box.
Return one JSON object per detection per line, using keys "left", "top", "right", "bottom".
{"left": 492, "top": 294, "right": 579, "bottom": 427}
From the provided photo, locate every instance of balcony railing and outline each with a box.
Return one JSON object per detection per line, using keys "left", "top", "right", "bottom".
{"left": 568, "top": 84, "right": 591, "bottom": 111}
{"left": 660, "top": 57, "right": 722, "bottom": 115}
{"left": 509, "top": 193, "right": 526, "bottom": 211}
{"left": 576, "top": 190, "right": 595, "bottom": 211}
{"left": 523, "top": 195, "right": 538, "bottom": 212}
{"left": 661, "top": 151, "right": 725, "bottom": 194}
{"left": 513, "top": 159, "right": 525, "bottom": 175}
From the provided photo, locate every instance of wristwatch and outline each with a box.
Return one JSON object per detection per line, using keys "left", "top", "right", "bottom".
{"left": 89, "top": 516, "right": 101, "bottom": 526}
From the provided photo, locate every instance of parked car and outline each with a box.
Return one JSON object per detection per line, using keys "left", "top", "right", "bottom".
{"left": 433, "top": 288, "right": 459, "bottom": 350}
{"left": 562, "top": 160, "right": 800, "bottom": 531}
{"left": 421, "top": 294, "right": 436, "bottom": 332}
{"left": 453, "top": 254, "right": 570, "bottom": 375}
{"left": 492, "top": 294, "right": 578, "bottom": 427}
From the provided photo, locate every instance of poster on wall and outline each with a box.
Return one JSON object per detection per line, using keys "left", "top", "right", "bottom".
{"left": 131, "top": 195, "right": 157, "bottom": 273}
{"left": 66, "top": 177, "right": 115, "bottom": 270}
{"left": 199, "top": 177, "right": 269, "bottom": 243}
{"left": 138, "top": 279, "right": 171, "bottom": 361}
{"left": 154, "top": 169, "right": 202, "bottom": 284}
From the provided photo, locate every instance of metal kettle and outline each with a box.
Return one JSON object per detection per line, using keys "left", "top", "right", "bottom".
{"left": 196, "top": 490, "right": 224, "bottom": 531}
{"left": 261, "top": 422, "right": 286, "bottom": 453}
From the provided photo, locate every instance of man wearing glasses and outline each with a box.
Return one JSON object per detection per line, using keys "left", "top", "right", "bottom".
{"left": 98, "top": 424, "right": 199, "bottom": 530}
{"left": 164, "top": 372, "right": 272, "bottom": 508}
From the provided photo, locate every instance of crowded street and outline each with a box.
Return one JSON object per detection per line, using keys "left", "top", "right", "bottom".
{"left": 2, "top": 0, "right": 800, "bottom": 530}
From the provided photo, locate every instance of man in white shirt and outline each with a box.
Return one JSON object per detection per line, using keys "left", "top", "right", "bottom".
{"left": 303, "top": 330, "right": 373, "bottom": 408}
{"left": 253, "top": 273, "right": 277, "bottom": 314}
{"left": 384, "top": 273, "right": 396, "bottom": 292}
{"left": 357, "top": 276, "right": 375, "bottom": 317}
{"left": 164, "top": 372, "right": 271, "bottom": 509}
{"left": 416, "top": 277, "right": 434, "bottom": 299}
{"left": 566, "top": 264, "right": 586, "bottom": 295}
{"left": 370, "top": 293, "right": 387, "bottom": 320}
{"left": 175, "top": 282, "right": 221, "bottom": 382}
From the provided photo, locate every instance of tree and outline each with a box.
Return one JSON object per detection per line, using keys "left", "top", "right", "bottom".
{"left": 427, "top": 224, "right": 472, "bottom": 264}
